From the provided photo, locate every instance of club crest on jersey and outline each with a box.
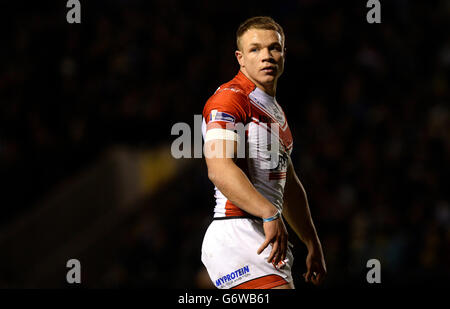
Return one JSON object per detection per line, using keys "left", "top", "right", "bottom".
{"left": 210, "top": 110, "right": 235, "bottom": 123}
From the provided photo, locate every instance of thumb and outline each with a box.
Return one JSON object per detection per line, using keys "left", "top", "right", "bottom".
{"left": 257, "top": 237, "right": 271, "bottom": 255}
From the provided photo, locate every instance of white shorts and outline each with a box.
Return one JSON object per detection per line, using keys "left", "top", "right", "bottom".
{"left": 201, "top": 218, "right": 294, "bottom": 289}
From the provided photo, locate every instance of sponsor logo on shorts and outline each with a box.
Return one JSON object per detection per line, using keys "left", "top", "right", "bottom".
{"left": 215, "top": 265, "right": 250, "bottom": 287}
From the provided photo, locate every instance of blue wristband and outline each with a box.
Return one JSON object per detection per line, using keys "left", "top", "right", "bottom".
{"left": 262, "top": 210, "right": 281, "bottom": 223}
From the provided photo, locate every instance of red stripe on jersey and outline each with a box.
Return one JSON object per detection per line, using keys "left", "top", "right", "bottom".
{"left": 249, "top": 101, "right": 293, "bottom": 150}
{"left": 269, "top": 172, "right": 287, "bottom": 180}
{"left": 224, "top": 200, "right": 249, "bottom": 217}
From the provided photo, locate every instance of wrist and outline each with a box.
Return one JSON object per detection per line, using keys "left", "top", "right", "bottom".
{"left": 261, "top": 206, "right": 278, "bottom": 218}
{"left": 262, "top": 209, "right": 281, "bottom": 223}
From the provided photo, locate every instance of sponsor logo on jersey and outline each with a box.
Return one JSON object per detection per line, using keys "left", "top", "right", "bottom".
{"left": 215, "top": 265, "right": 250, "bottom": 287}
{"left": 210, "top": 110, "right": 235, "bottom": 123}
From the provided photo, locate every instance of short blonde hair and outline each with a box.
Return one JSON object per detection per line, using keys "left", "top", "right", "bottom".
{"left": 236, "top": 16, "right": 285, "bottom": 51}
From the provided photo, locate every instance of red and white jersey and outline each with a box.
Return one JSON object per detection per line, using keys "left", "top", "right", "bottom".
{"left": 202, "top": 71, "right": 293, "bottom": 218}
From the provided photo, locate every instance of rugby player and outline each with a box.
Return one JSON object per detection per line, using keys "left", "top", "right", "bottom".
{"left": 201, "top": 16, "right": 326, "bottom": 289}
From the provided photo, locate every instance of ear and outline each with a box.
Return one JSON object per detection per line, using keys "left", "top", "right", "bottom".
{"left": 235, "top": 50, "right": 244, "bottom": 67}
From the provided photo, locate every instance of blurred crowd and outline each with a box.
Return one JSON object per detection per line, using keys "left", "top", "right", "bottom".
{"left": 0, "top": 0, "right": 448, "bottom": 287}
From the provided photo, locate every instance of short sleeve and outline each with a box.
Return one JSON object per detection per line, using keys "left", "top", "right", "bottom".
{"left": 203, "top": 89, "right": 248, "bottom": 129}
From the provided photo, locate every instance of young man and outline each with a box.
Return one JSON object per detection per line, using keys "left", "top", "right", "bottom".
{"left": 201, "top": 16, "right": 326, "bottom": 289}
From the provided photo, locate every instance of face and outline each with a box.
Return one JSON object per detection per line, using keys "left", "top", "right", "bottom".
{"left": 236, "top": 28, "right": 285, "bottom": 95}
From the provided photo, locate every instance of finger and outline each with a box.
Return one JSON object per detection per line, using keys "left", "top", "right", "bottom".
{"left": 314, "top": 272, "right": 323, "bottom": 285}
{"left": 257, "top": 238, "right": 271, "bottom": 255}
{"left": 313, "top": 273, "right": 323, "bottom": 286}
{"left": 310, "top": 271, "right": 317, "bottom": 285}
{"left": 317, "top": 268, "right": 327, "bottom": 284}
{"left": 277, "top": 235, "right": 286, "bottom": 265}
{"left": 270, "top": 239, "right": 281, "bottom": 265}
{"left": 267, "top": 240, "right": 278, "bottom": 263}
{"left": 272, "top": 247, "right": 281, "bottom": 266}
{"left": 304, "top": 269, "right": 311, "bottom": 282}
{"left": 280, "top": 234, "right": 287, "bottom": 262}
{"left": 274, "top": 230, "right": 287, "bottom": 265}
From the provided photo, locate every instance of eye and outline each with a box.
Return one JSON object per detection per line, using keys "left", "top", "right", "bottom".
{"left": 270, "top": 45, "right": 282, "bottom": 52}
{"left": 250, "top": 47, "right": 258, "bottom": 52}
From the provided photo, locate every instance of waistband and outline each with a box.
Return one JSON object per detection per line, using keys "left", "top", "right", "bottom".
{"left": 213, "top": 215, "right": 261, "bottom": 221}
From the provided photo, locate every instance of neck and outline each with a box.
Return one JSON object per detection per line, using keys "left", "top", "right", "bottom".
{"left": 261, "top": 83, "right": 276, "bottom": 97}
{"left": 240, "top": 69, "right": 276, "bottom": 97}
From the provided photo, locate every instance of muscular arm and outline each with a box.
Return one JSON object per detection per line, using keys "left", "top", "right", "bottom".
{"left": 205, "top": 139, "right": 277, "bottom": 219}
{"left": 205, "top": 137, "right": 288, "bottom": 264}
{"left": 283, "top": 156, "right": 320, "bottom": 248}
{"left": 282, "top": 156, "right": 327, "bottom": 284}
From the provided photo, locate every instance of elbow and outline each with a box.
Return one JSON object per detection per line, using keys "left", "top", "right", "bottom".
{"left": 207, "top": 168, "right": 218, "bottom": 184}
{"left": 206, "top": 158, "right": 234, "bottom": 185}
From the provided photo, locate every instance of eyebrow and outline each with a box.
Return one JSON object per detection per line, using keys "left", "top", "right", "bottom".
{"left": 248, "top": 42, "right": 282, "bottom": 48}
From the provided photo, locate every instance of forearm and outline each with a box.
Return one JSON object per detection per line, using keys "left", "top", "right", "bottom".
{"left": 283, "top": 169, "right": 321, "bottom": 250}
{"left": 207, "top": 159, "right": 277, "bottom": 219}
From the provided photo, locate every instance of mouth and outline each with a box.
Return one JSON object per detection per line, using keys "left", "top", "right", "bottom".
{"left": 261, "top": 66, "right": 277, "bottom": 74}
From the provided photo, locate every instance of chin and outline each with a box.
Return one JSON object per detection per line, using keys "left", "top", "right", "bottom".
{"left": 259, "top": 75, "right": 276, "bottom": 84}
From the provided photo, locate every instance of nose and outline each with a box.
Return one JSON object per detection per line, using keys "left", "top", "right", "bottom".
{"left": 261, "top": 47, "right": 275, "bottom": 63}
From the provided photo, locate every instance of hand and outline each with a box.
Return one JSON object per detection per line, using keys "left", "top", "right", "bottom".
{"left": 256, "top": 216, "right": 288, "bottom": 267}
{"left": 303, "top": 245, "right": 327, "bottom": 285}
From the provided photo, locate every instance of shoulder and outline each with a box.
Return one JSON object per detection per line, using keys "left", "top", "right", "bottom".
{"left": 207, "top": 84, "right": 248, "bottom": 107}
{"left": 213, "top": 71, "right": 255, "bottom": 98}
{"left": 203, "top": 71, "right": 257, "bottom": 123}
{"left": 203, "top": 82, "right": 251, "bottom": 122}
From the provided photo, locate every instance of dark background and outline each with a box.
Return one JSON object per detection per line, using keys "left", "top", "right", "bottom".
{"left": 0, "top": 0, "right": 448, "bottom": 288}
